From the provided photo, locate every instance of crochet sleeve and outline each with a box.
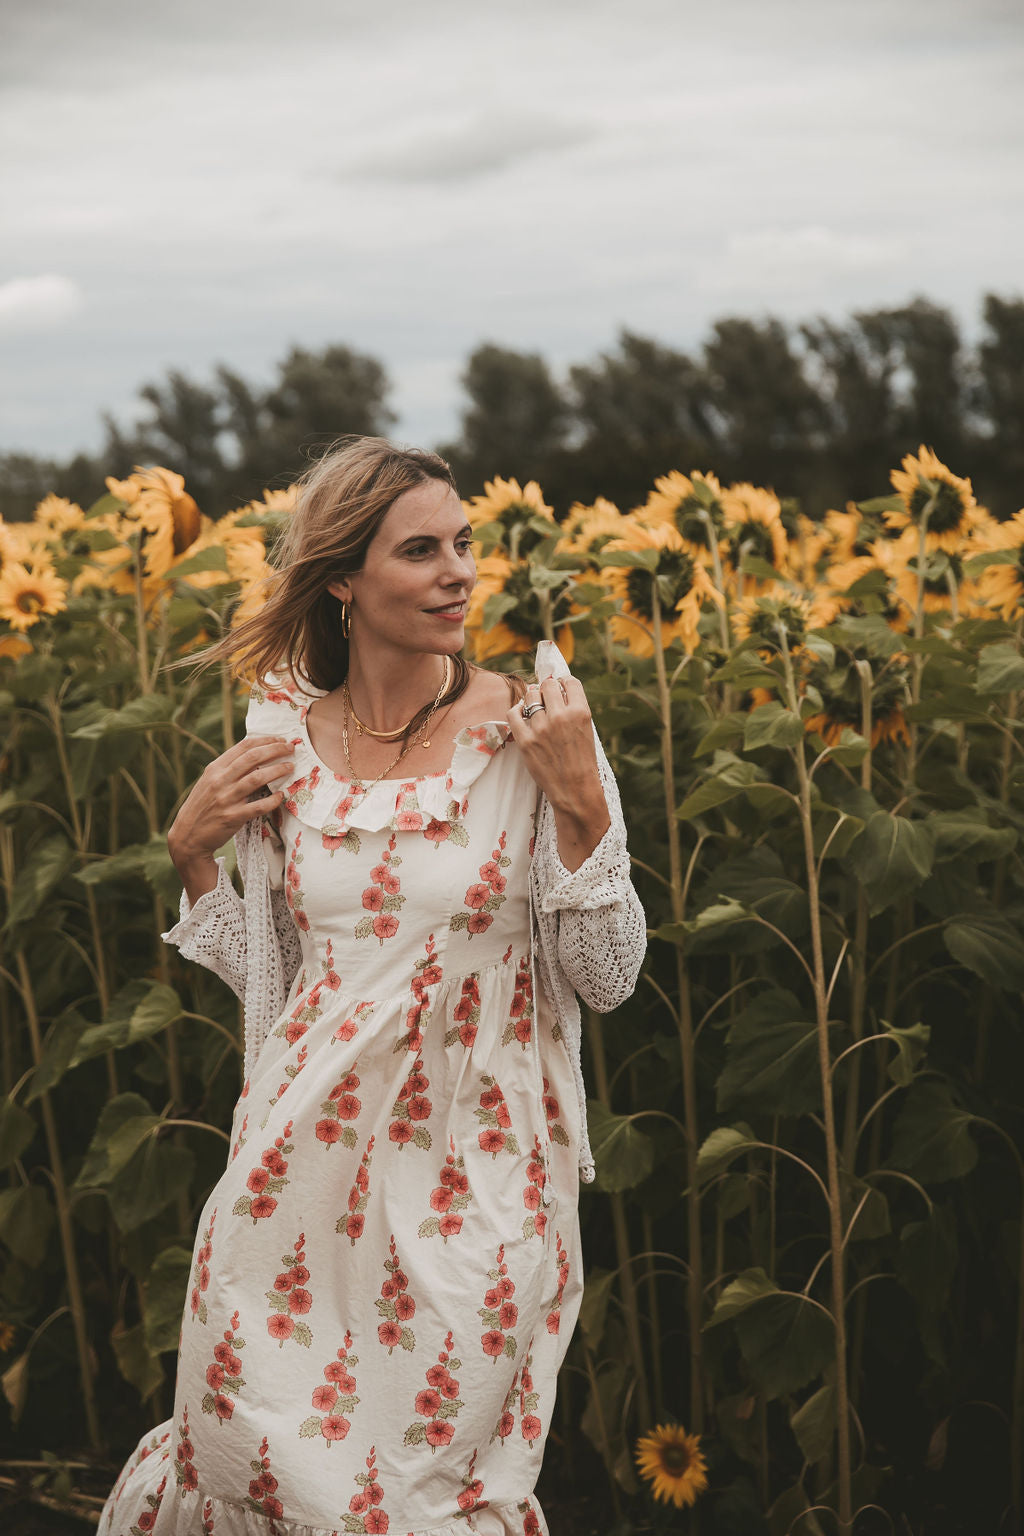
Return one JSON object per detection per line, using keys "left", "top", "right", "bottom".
{"left": 263, "top": 808, "right": 303, "bottom": 997}
{"left": 532, "top": 729, "right": 646, "bottom": 1012}
{"left": 161, "top": 857, "right": 248, "bottom": 1002}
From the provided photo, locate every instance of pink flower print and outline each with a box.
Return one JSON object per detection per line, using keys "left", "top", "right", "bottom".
{"left": 404, "top": 1332, "right": 463, "bottom": 1451}
{"left": 201, "top": 1495, "right": 214, "bottom": 1536}
{"left": 542, "top": 1075, "right": 571, "bottom": 1147}
{"left": 321, "top": 800, "right": 361, "bottom": 855}
{"left": 419, "top": 1136, "right": 472, "bottom": 1243}
{"left": 322, "top": 941, "right": 342, "bottom": 990}
{"left": 444, "top": 973, "right": 481, "bottom": 1048}
{"left": 355, "top": 834, "right": 404, "bottom": 942}
{"left": 316, "top": 1064, "right": 362, "bottom": 1151}
{"left": 173, "top": 1406, "right": 198, "bottom": 1498}
{"left": 244, "top": 1436, "right": 285, "bottom": 1523}
{"left": 190, "top": 1208, "right": 217, "bottom": 1324}
{"left": 201, "top": 1311, "right": 246, "bottom": 1422}
{"left": 456, "top": 1449, "right": 489, "bottom": 1518}
{"left": 546, "top": 1231, "right": 570, "bottom": 1335}
{"left": 519, "top": 1352, "right": 542, "bottom": 1448}
{"left": 478, "top": 1243, "right": 519, "bottom": 1364}
{"left": 332, "top": 999, "right": 374, "bottom": 1045}
{"left": 129, "top": 1473, "right": 167, "bottom": 1536}
{"left": 233, "top": 1122, "right": 293, "bottom": 1223}
{"left": 522, "top": 1136, "right": 548, "bottom": 1240}
{"left": 230, "top": 1112, "right": 248, "bottom": 1164}
{"left": 518, "top": 1498, "right": 542, "bottom": 1535}
{"left": 300, "top": 1330, "right": 360, "bottom": 1445}
{"left": 284, "top": 832, "right": 310, "bottom": 932}
{"left": 337, "top": 1137, "right": 375, "bottom": 1244}
{"left": 284, "top": 763, "right": 320, "bottom": 817}
{"left": 394, "top": 935, "right": 444, "bottom": 1052}
{"left": 502, "top": 956, "right": 534, "bottom": 1049}
{"left": 490, "top": 1371, "right": 520, "bottom": 1447}
{"left": 374, "top": 1234, "right": 417, "bottom": 1357}
{"left": 270, "top": 1041, "right": 307, "bottom": 1109}
{"left": 389, "top": 1055, "right": 433, "bottom": 1151}
{"left": 450, "top": 831, "right": 511, "bottom": 937}
{"left": 265, "top": 1233, "right": 313, "bottom": 1349}
{"left": 474, "top": 1075, "right": 520, "bottom": 1159}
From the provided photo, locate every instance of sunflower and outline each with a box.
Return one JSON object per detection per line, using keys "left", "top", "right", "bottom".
{"left": 732, "top": 585, "right": 830, "bottom": 651}
{"left": 890, "top": 528, "right": 982, "bottom": 629}
{"left": 720, "top": 483, "right": 789, "bottom": 585}
{"left": 464, "top": 477, "right": 555, "bottom": 558}
{"left": 556, "top": 499, "right": 627, "bottom": 564}
{"left": 824, "top": 539, "right": 901, "bottom": 622}
{"left": 111, "top": 466, "right": 202, "bottom": 581}
{"left": 634, "top": 470, "right": 727, "bottom": 563}
{"left": 600, "top": 523, "right": 722, "bottom": 657}
{"left": 466, "top": 554, "right": 574, "bottom": 663}
{"left": 0, "top": 561, "right": 68, "bottom": 631}
{"left": 0, "top": 518, "right": 16, "bottom": 576}
{"left": 977, "top": 508, "right": 1024, "bottom": 620}
{"left": 33, "top": 494, "right": 86, "bottom": 536}
{"left": 885, "top": 445, "right": 980, "bottom": 553}
{"left": 635, "top": 1424, "right": 708, "bottom": 1509}
{"left": 804, "top": 653, "right": 911, "bottom": 748}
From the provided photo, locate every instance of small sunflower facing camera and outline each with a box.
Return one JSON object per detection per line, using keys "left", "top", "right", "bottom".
{"left": 636, "top": 1423, "right": 709, "bottom": 1509}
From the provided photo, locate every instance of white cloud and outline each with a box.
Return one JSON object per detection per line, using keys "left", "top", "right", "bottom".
{"left": 343, "top": 111, "right": 597, "bottom": 184}
{"left": 0, "top": 274, "right": 83, "bottom": 332}
{"left": 697, "top": 227, "right": 910, "bottom": 298}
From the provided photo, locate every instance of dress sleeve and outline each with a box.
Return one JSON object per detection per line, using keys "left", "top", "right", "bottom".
{"left": 532, "top": 727, "right": 646, "bottom": 1013}
{"left": 162, "top": 858, "right": 248, "bottom": 1003}
{"left": 263, "top": 806, "right": 303, "bottom": 993}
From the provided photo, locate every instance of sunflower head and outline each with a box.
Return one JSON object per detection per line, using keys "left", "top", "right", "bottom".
{"left": 804, "top": 651, "right": 911, "bottom": 749}
{"left": 721, "top": 483, "right": 788, "bottom": 580}
{"left": 635, "top": 470, "right": 726, "bottom": 559}
{"left": 732, "top": 586, "right": 822, "bottom": 653}
{"left": 887, "top": 445, "right": 977, "bottom": 553}
{"left": 465, "top": 554, "right": 574, "bottom": 663}
{"left": 0, "top": 561, "right": 68, "bottom": 632}
{"left": 556, "top": 499, "right": 627, "bottom": 563}
{"left": 464, "top": 477, "right": 555, "bottom": 559}
{"left": 601, "top": 523, "right": 721, "bottom": 656}
{"left": 33, "top": 495, "right": 86, "bottom": 535}
{"left": 977, "top": 508, "right": 1024, "bottom": 620}
{"left": 636, "top": 1423, "right": 709, "bottom": 1509}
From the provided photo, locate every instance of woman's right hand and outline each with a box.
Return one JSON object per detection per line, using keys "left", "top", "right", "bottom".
{"left": 167, "top": 736, "right": 296, "bottom": 901}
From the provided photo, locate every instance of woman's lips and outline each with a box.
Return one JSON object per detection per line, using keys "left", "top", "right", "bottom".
{"left": 427, "top": 604, "right": 466, "bottom": 622}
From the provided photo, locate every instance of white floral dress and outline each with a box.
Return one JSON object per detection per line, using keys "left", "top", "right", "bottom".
{"left": 101, "top": 681, "right": 583, "bottom": 1536}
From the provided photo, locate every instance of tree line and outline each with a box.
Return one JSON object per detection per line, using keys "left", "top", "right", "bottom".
{"left": 4, "top": 292, "right": 1023, "bottom": 522}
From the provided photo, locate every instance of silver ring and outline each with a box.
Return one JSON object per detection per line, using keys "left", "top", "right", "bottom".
{"left": 522, "top": 701, "right": 546, "bottom": 719}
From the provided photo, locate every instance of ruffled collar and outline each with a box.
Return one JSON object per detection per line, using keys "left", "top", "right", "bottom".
{"left": 246, "top": 678, "right": 512, "bottom": 834}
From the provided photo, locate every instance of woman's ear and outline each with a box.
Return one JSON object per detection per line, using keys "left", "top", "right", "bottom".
{"left": 327, "top": 579, "right": 352, "bottom": 603}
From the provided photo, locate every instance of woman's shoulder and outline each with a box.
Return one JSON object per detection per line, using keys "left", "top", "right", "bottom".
{"left": 245, "top": 670, "right": 323, "bottom": 735}
{"left": 465, "top": 665, "right": 526, "bottom": 716}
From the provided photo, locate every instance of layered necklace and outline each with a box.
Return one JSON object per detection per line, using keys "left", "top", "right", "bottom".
{"left": 341, "top": 655, "right": 452, "bottom": 792}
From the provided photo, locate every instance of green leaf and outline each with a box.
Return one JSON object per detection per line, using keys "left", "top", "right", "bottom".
{"left": 696, "top": 1123, "right": 758, "bottom": 1184}
{"left": 738, "top": 554, "right": 781, "bottom": 582}
{"left": 734, "top": 1292, "right": 834, "bottom": 1399}
{"left": 481, "top": 591, "right": 519, "bottom": 631}
{"left": 578, "top": 1268, "right": 615, "bottom": 1349}
{"left": 844, "top": 1180, "right": 891, "bottom": 1242}
{"left": 790, "top": 1384, "right": 836, "bottom": 1465}
{"left": 75, "top": 835, "right": 181, "bottom": 906}
{"left": 707, "top": 1266, "right": 778, "bottom": 1325}
{"left": 717, "top": 993, "right": 824, "bottom": 1118}
{"left": 586, "top": 1100, "right": 655, "bottom": 1192}
{"left": 70, "top": 980, "right": 183, "bottom": 1066}
{"left": 75, "top": 1093, "right": 155, "bottom": 1187}
{"left": 845, "top": 812, "right": 934, "bottom": 915}
{"left": 816, "top": 727, "right": 870, "bottom": 767}
{"left": 107, "top": 1140, "right": 195, "bottom": 1234}
{"left": 170, "top": 546, "right": 229, "bottom": 578}
{"left": 943, "top": 911, "right": 1024, "bottom": 990}
{"left": 880, "top": 1020, "right": 931, "bottom": 1088}
{"left": 0, "top": 1186, "right": 54, "bottom": 1267}
{"left": 856, "top": 494, "right": 903, "bottom": 514}
{"left": 743, "top": 703, "right": 804, "bottom": 751}
{"left": 4, "top": 835, "right": 74, "bottom": 930}
{"left": 928, "top": 812, "right": 1017, "bottom": 864}
{"left": 24, "top": 1012, "right": 86, "bottom": 1103}
{"left": 677, "top": 756, "right": 765, "bottom": 821}
{"left": 110, "top": 1319, "right": 164, "bottom": 1401}
{"left": 144, "top": 1246, "right": 193, "bottom": 1355}
{"left": 888, "top": 1080, "right": 978, "bottom": 1184}
{"left": 70, "top": 694, "right": 176, "bottom": 740}
{"left": 976, "top": 642, "right": 1024, "bottom": 694}
{"left": 599, "top": 547, "right": 659, "bottom": 571}
{"left": 0, "top": 1097, "right": 36, "bottom": 1169}
{"left": 693, "top": 713, "right": 747, "bottom": 758}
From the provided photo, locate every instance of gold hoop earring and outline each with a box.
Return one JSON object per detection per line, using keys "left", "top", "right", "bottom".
{"left": 340, "top": 600, "right": 351, "bottom": 640}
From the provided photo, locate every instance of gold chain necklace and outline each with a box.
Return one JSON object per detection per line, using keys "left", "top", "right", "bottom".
{"left": 344, "top": 655, "right": 452, "bottom": 741}
{"left": 341, "top": 658, "right": 452, "bottom": 791}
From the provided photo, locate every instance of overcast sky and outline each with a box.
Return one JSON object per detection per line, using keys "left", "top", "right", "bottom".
{"left": 2, "top": 0, "right": 1023, "bottom": 463}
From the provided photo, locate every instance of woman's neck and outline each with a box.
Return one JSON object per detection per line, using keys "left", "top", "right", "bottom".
{"left": 344, "top": 647, "right": 448, "bottom": 734}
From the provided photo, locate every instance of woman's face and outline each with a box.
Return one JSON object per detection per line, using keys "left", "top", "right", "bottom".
{"left": 328, "top": 479, "right": 476, "bottom": 661}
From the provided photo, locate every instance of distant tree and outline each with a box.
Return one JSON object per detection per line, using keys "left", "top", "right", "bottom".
{"left": 973, "top": 294, "right": 1024, "bottom": 515}
{"left": 439, "top": 344, "right": 570, "bottom": 498}
{"left": 558, "top": 331, "right": 718, "bottom": 511}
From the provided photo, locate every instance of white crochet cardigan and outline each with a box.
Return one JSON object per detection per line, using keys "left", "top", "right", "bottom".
{"left": 163, "top": 643, "right": 646, "bottom": 1183}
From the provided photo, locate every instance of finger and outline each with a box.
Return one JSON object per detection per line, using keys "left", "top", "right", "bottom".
{"left": 506, "top": 702, "right": 533, "bottom": 747}
{"left": 238, "top": 758, "right": 295, "bottom": 794}
{"left": 539, "top": 675, "right": 567, "bottom": 709}
{"left": 563, "top": 675, "right": 591, "bottom": 713}
{"left": 239, "top": 789, "right": 285, "bottom": 819}
{"left": 243, "top": 734, "right": 299, "bottom": 760}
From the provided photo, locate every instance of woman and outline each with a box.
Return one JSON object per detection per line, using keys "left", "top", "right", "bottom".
{"left": 100, "top": 438, "right": 645, "bottom": 1536}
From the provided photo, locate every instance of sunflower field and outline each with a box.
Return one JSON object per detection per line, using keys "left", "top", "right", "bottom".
{"left": 1, "top": 453, "right": 1023, "bottom": 1534}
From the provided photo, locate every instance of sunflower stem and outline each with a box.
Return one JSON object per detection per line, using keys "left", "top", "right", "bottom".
{"left": 651, "top": 582, "right": 704, "bottom": 1437}
{"left": 779, "top": 625, "right": 852, "bottom": 1532}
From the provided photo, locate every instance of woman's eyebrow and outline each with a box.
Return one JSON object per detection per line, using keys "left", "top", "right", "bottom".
{"left": 394, "top": 524, "right": 473, "bottom": 549}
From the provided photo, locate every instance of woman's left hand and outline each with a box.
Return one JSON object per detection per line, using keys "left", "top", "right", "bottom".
{"left": 507, "top": 675, "right": 610, "bottom": 872}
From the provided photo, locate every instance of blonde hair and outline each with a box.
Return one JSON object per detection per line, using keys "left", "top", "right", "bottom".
{"left": 195, "top": 435, "right": 525, "bottom": 728}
